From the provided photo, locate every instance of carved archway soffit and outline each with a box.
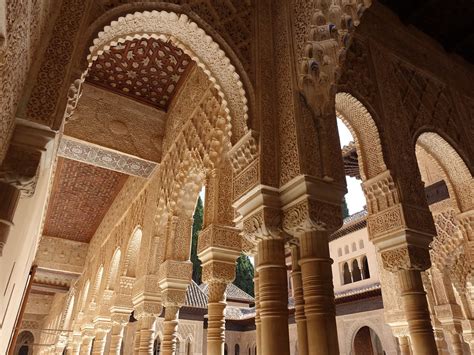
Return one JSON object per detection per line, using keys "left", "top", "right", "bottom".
{"left": 81, "top": 10, "right": 249, "bottom": 145}
{"left": 298, "top": 0, "right": 372, "bottom": 116}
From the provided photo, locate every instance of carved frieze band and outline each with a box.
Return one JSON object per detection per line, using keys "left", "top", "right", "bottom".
{"left": 58, "top": 137, "right": 157, "bottom": 178}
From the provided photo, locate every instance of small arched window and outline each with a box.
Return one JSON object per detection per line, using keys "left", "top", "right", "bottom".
{"left": 352, "top": 259, "right": 362, "bottom": 282}
{"left": 351, "top": 242, "right": 357, "bottom": 252}
{"left": 362, "top": 256, "right": 370, "bottom": 279}
{"left": 344, "top": 245, "right": 349, "bottom": 254}
{"left": 337, "top": 248, "right": 342, "bottom": 257}
{"left": 235, "top": 344, "right": 240, "bottom": 355}
{"left": 343, "top": 262, "right": 352, "bottom": 284}
{"left": 359, "top": 239, "right": 364, "bottom": 249}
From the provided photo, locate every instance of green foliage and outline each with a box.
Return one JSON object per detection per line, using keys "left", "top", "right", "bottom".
{"left": 342, "top": 197, "right": 350, "bottom": 219}
{"left": 190, "top": 196, "right": 255, "bottom": 297}
{"left": 233, "top": 254, "right": 255, "bottom": 297}
{"left": 190, "top": 197, "right": 204, "bottom": 284}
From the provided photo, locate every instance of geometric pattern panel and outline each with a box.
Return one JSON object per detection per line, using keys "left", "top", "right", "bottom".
{"left": 86, "top": 38, "right": 193, "bottom": 110}
{"left": 43, "top": 157, "right": 128, "bottom": 243}
{"left": 58, "top": 137, "right": 157, "bottom": 178}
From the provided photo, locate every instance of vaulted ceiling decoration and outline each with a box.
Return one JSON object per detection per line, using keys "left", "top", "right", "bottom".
{"left": 86, "top": 38, "right": 194, "bottom": 110}
{"left": 43, "top": 158, "right": 128, "bottom": 243}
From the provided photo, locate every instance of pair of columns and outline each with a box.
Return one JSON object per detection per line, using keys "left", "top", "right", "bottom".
{"left": 253, "top": 232, "right": 339, "bottom": 355}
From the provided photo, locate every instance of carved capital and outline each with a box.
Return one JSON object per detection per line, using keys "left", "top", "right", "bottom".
{"left": 132, "top": 274, "right": 162, "bottom": 318}
{"left": 381, "top": 245, "right": 431, "bottom": 272}
{"left": 207, "top": 281, "right": 228, "bottom": 303}
{"left": 281, "top": 175, "right": 346, "bottom": 234}
{"left": 202, "top": 260, "right": 236, "bottom": 284}
{"left": 158, "top": 260, "right": 192, "bottom": 308}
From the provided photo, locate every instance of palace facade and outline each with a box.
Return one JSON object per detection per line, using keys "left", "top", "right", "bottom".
{"left": 0, "top": 1, "right": 472, "bottom": 354}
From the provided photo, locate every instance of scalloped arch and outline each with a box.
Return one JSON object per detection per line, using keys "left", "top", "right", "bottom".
{"left": 87, "top": 10, "right": 249, "bottom": 144}
{"left": 336, "top": 92, "right": 386, "bottom": 181}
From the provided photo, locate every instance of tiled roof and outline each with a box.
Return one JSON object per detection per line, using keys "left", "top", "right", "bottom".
{"left": 330, "top": 209, "right": 368, "bottom": 241}
{"left": 200, "top": 283, "right": 255, "bottom": 303}
{"left": 225, "top": 306, "right": 256, "bottom": 320}
{"left": 185, "top": 281, "right": 208, "bottom": 309}
{"left": 335, "top": 283, "right": 381, "bottom": 299}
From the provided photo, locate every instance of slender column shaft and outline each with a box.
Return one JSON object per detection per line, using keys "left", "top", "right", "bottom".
{"left": 109, "top": 323, "right": 125, "bottom": 355}
{"left": 79, "top": 336, "right": 94, "bottom": 355}
{"left": 138, "top": 316, "right": 156, "bottom": 355}
{"left": 91, "top": 329, "right": 108, "bottom": 355}
{"left": 398, "top": 269, "right": 438, "bottom": 355}
{"left": 133, "top": 329, "right": 141, "bottom": 355}
{"left": 161, "top": 306, "right": 179, "bottom": 355}
{"left": 257, "top": 239, "right": 290, "bottom": 355}
{"left": 206, "top": 282, "right": 227, "bottom": 355}
{"left": 299, "top": 230, "right": 339, "bottom": 355}
{"left": 253, "top": 266, "right": 261, "bottom": 355}
{"left": 398, "top": 336, "right": 411, "bottom": 355}
{"left": 290, "top": 245, "right": 308, "bottom": 355}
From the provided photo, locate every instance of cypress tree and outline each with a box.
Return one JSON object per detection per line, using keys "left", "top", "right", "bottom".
{"left": 342, "top": 196, "right": 350, "bottom": 219}
{"left": 233, "top": 254, "right": 255, "bottom": 297}
{"left": 190, "top": 197, "right": 204, "bottom": 284}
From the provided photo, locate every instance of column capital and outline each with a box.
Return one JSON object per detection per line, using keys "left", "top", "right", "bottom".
{"left": 381, "top": 245, "right": 431, "bottom": 272}
{"left": 280, "top": 175, "right": 346, "bottom": 235}
{"left": 132, "top": 274, "right": 163, "bottom": 319}
{"left": 159, "top": 260, "right": 192, "bottom": 308}
{"left": 235, "top": 185, "right": 283, "bottom": 244}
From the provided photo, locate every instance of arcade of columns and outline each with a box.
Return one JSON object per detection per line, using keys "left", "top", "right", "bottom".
{"left": 1, "top": 1, "right": 473, "bottom": 355}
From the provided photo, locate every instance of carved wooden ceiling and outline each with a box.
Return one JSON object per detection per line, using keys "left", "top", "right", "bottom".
{"left": 43, "top": 157, "right": 128, "bottom": 243}
{"left": 86, "top": 38, "right": 193, "bottom": 111}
